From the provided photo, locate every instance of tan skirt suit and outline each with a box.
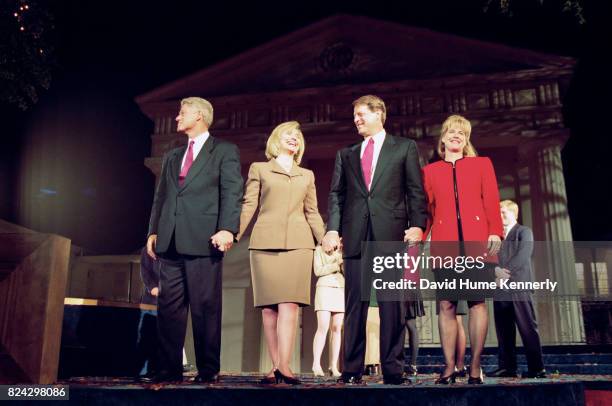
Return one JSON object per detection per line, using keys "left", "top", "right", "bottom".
{"left": 237, "top": 160, "right": 326, "bottom": 307}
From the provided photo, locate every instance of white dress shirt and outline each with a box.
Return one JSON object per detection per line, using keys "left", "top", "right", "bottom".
{"left": 181, "top": 131, "right": 210, "bottom": 169}
{"left": 504, "top": 222, "right": 518, "bottom": 238}
{"left": 359, "top": 129, "right": 386, "bottom": 189}
{"left": 327, "top": 130, "right": 386, "bottom": 237}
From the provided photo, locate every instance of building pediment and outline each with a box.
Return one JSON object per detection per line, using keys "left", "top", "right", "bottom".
{"left": 137, "top": 14, "right": 574, "bottom": 104}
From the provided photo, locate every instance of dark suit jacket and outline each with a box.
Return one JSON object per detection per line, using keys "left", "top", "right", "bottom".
{"left": 327, "top": 134, "right": 428, "bottom": 257}
{"left": 498, "top": 223, "right": 535, "bottom": 285}
{"left": 147, "top": 136, "right": 243, "bottom": 256}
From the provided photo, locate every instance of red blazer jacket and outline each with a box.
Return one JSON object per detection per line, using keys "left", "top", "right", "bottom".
{"left": 422, "top": 156, "right": 503, "bottom": 262}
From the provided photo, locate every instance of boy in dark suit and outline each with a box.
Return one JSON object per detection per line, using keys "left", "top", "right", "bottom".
{"left": 490, "top": 200, "right": 546, "bottom": 379}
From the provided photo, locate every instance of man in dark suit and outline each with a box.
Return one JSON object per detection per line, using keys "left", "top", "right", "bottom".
{"left": 489, "top": 200, "right": 546, "bottom": 379}
{"left": 322, "top": 95, "right": 427, "bottom": 384}
{"left": 146, "top": 97, "right": 243, "bottom": 383}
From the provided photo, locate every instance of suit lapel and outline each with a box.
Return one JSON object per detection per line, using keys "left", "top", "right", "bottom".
{"left": 369, "top": 134, "right": 397, "bottom": 192}
{"left": 347, "top": 144, "right": 368, "bottom": 195}
{"left": 506, "top": 224, "right": 519, "bottom": 241}
{"left": 179, "top": 136, "right": 215, "bottom": 190}
{"left": 501, "top": 224, "right": 519, "bottom": 262}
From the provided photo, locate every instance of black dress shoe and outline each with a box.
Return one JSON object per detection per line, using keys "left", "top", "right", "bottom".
{"left": 383, "top": 374, "right": 410, "bottom": 385}
{"left": 135, "top": 376, "right": 152, "bottom": 384}
{"left": 135, "top": 371, "right": 157, "bottom": 383}
{"left": 337, "top": 373, "right": 363, "bottom": 384}
{"left": 152, "top": 371, "right": 183, "bottom": 383}
{"left": 487, "top": 368, "right": 518, "bottom": 378}
{"left": 521, "top": 369, "right": 547, "bottom": 379}
{"left": 193, "top": 373, "right": 220, "bottom": 383}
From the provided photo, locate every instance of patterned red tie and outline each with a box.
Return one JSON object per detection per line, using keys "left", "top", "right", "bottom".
{"left": 361, "top": 138, "right": 375, "bottom": 190}
{"left": 179, "top": 140, "right": 195, "bottom": 186}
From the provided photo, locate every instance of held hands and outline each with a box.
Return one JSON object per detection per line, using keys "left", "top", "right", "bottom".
{"left": 211, "top": 230, "right": 234, "bottom": 252}
{"left": 322, "top": 232, "right": 341, "bottom": 254}
{"left": 494, "top": 266, "right": 511, "bottom": 288}
{"left": 146, "top": 234, "right": 158, "bottom": 260}
{"left": 150, "top": 287, "right": 159, "bottom": 297}
{"left": 487, "top": 234, "right": 502, "bottom": 256}
{"left": 495, "top": 267, "right": 511, "bottom": 279}
{"left": 404, "top": 227, "right": 423, "bottom": 247}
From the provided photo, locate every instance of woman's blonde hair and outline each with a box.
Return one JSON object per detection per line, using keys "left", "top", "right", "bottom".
{"left": 265, "top": 121, "right": 305, "bottom": 164}
{"left": 437, "top": 114, "right": 478, "bottom": 158}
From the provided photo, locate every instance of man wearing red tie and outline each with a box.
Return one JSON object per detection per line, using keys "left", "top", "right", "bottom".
{"left": 323, "top": 95, "right": 427, "bottom": 384}
{"left": 146, "top": 97, "right": 243, "bottom": 383}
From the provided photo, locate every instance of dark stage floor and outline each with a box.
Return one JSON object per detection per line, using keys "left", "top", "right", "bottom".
{"left": 55, "top": 372, "right": 612, "bottom": 406}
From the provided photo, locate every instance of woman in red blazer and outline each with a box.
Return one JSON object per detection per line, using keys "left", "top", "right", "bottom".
{"left": 422, "top": 114, "right": 503, "bottom": 384}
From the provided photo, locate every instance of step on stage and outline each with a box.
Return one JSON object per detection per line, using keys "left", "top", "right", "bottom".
{"left": 62, "top": 373, "right": 611, "bottom": 406}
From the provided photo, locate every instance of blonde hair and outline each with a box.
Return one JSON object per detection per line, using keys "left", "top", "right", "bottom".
{"left": 352, "top": 94, "right": 387, "bottom": 125}
{"left": 181, "top": 97, "right": 214, "bottom": 128}
{"left": 437, "top": 114, "right": 478, "bottom": 158}
{"left": 265, "top": 121, "right": 305, "bottom": 164}
{"left": 500, "top": 200, "right": 519, "bottom": 218}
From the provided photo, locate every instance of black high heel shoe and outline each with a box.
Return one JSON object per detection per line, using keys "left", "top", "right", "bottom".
{"left": 435, "top": 371, "right": 456, "bottom": 385}
{"left": 454, "top": 365, "right": 468, "bottom": 378}
{"left": 260, "top": 369, "right": 277, "bottom": 384}
{"left": 274, "top": 369, "right": 301, "bottom": 385}
{"left": 468, "top": 368, "right": 484, "bottom": 385}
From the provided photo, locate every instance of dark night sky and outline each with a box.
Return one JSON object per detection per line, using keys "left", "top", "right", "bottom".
{"left": 1, "top": 0, "right": 611, "bottom": 253}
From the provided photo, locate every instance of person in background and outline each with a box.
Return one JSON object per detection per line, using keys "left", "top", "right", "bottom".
{"left": 489, "top": 200, "right": 546, "bottom": 379}
{"left": 311, "top": 245, "right": 345, "bottom": 378}
{"left": 454, "top": 313, "right": 468, "bottom": 377}
{"left": 364, "top": 292, "right": 381, "bottom": 377}
{"left": 135, "top": 247, "right": 160, "bottom": 382}
{"left": 403, "top": 245, "right": 425, "bottom": 377}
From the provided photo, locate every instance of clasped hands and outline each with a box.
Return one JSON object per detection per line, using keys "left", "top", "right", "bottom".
{"left": 494, "top": 266, "right": 511, "bottom": 287}
{"left": 211, "top": 230, "right": 234, "bottom": 252}
{"left": 321, "top": 227, "right": 423, "bottom": 254}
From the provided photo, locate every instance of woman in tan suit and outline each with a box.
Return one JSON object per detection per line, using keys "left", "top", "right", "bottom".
{"left": 237, "top": 121, "right": 325, "bottom": 384}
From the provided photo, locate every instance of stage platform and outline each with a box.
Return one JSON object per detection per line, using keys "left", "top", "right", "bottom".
{"left": 57, "top": 373, "right": 611, "bottom": 406}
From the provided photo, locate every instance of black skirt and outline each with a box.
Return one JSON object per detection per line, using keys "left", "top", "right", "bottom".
{"left": 406, "top": 299, "right": 425, "bottom": 319}
{"left": 433, "top": 263, "right": 496, "bottom": 303}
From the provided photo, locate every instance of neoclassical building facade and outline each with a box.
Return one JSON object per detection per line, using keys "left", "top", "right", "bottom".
{"left": 136, "top": 15, "right": 583, "bottom": 372}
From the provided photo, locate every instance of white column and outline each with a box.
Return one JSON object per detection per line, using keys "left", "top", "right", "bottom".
{"left": 519, "top": 138, "right": 585, "bottom": 344}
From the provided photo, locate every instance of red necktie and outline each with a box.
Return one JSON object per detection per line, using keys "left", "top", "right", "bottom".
{"left": 361, "top": 138, "right": 375, "bottom": 190}
{"left": 179, "top": 140, "right": 194, "bottom": 186}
